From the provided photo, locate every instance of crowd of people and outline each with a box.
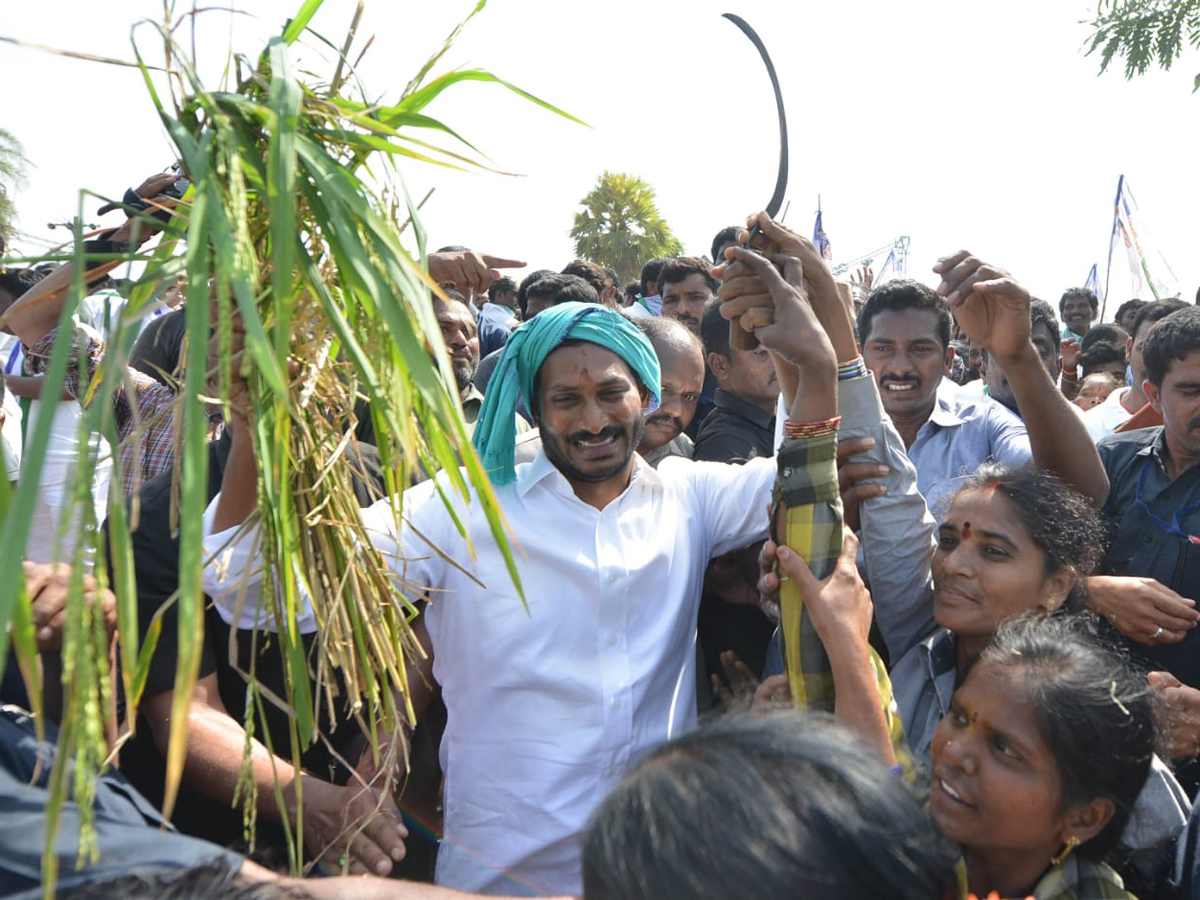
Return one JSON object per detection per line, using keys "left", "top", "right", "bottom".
{"left": 2, "top": 176, "right": 1200, "bottom": 900}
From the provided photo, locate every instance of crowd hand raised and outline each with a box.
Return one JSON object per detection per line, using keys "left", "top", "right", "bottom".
{"left": 837, "top": 435, "right": 887, "bottom": 533}
{"left": 1148, "top": 672, "right": 1200, "bottom": 760}
{"left": 711, "top": 650, "right": 762, "bottom": 713}
{"left": 752, "top": 673, "right": 792, "bottom": 713}
{"left": 774, "top": 529, "right": 874, "bottom": 651}
{"left": 718, "top": 247, "right": 835, "bottom": 374}
{"left": 1061, "top": 337, "right": 1082, "bottom": 372}
{"left": 1088, "top": 575, "right": 1199, "bottom": 645}
{"left": 300, "top": 775, "right": 408, "bottom": 877}
{"left": 850, "top": 266, "right": 875, "bottom": 290}
{"left": 932, "top": 251, "right": 1031, "bottom": 361}
{"left": 24, "top": 561, "right": 117, "bottom": 653}
{"left": 428, "top": 250, "right": 525, "bottom": 298}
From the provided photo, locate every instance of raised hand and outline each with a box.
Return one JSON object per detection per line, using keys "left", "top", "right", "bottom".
{"left": 933, "top": 250, "right": 1031, "bottom": 363}
{"left": 429, "top": 250, "right": 525, "bottom": 298}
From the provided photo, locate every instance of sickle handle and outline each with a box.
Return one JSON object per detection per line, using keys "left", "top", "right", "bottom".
{"left": 729, "top": 222, "right": 765, "bottom": 351}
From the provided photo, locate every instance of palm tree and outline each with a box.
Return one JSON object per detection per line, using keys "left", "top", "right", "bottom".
{"left": 0, "top": 127, "right": 29, "bottom": 251}
{"left": 570, "top": 171, "right": 683, "bottom": 285}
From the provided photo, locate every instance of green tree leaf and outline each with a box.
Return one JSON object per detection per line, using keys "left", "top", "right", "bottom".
{"left": 1085, "top": 0, "right": 1200, "bottom": 90}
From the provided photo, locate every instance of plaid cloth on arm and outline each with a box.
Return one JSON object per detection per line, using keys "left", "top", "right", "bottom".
{"left": 774, "top": 429, "right": 915, "bottom": 780}
{"left": 25, "top": 326, "right": 178, "bottom": 495}
{"left": 774, "top": 431, "right": 842, "bottom": 709}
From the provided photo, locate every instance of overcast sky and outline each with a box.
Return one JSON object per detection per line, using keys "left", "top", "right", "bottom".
{"left": 2, "top": 0, "right": 1197, "bottom": 319}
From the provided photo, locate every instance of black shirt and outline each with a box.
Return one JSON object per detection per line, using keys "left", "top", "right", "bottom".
{"left": 692, "top": 388, "right": 777, "bottom": 683}
{"left": 693, "top": 388, "right": 776, "bottom": 465}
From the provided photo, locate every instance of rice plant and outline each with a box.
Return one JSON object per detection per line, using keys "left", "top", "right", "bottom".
{"left": 0, "top": 0, "right": 579, "bottom": 887}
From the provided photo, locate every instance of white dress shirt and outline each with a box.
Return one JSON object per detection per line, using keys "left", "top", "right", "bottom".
{"left": 477, "top": 301, "right": 517, "bottom": 330}
{"left": 1083, "top": 386, "right": 1134, "bottom": 443}
{"left": 203, "top": 448, "right": 775, "bottom": 895}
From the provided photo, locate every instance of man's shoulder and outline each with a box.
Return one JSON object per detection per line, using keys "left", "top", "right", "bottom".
{"left": 943, "top": 386, "right": 1019, "bottom": 422}
{"left": 1097, "top": 425, "right": 1161, "bottom": 463}
{"left": 694, "top": 393, "right": 774, "bottom": 463}
{"left": 939, "top": 388, "right": 1026, "bottom": 439}
{"left": 1097, "top": 425, "right": 1160, "bottom": 450}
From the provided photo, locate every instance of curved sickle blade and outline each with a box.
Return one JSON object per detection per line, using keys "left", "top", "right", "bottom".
{"left": 722, "top": 13, "right": 788, "bottom": 218}
{"left": 722, "top": 13, "right": 788, "bottom": 350}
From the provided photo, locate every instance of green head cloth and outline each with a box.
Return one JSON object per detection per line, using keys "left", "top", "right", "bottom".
{"left": 471, "top": 302, "right": 661, "bottom": 486}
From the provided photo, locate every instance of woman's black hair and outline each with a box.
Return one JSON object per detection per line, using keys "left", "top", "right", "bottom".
{"left": 977, "top": 615, "right": 1158, "bottom": 861}
{"left": 952, "top": 464, "right": 1104, "bottom": 608}
{"left": 582, "top": 712, "right": 958, "bottom": 900}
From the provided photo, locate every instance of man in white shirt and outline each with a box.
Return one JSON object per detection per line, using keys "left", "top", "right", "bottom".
{"left": 203, "top": 251, "right": 836, "bottom": 896}
{"left": 1084, "top": 298, "right": 1188, "bottom": 442}
{"left": 478, "top": 277, "right": 519, "bottom": 328}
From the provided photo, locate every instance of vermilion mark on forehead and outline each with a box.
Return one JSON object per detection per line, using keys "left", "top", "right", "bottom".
{"left": 961, "top": 522, "right": 971, "bottom": 539}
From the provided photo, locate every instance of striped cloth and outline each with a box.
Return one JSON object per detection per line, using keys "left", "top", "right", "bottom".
{"left": 774, "top": 427, "right": 914, "bottom": 781}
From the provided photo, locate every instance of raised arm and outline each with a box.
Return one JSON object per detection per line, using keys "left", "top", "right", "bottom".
{"left": 729, "top": 214, "right": 938, "bottom": 658}
{"left": 717, "top": 240, "right": 903, "bottom": 766}
{"left": 1, "top": 172, "right": 179, "bottom": 347}
{"left": 934, "top": 251, "right": 1109, "bottom": 506}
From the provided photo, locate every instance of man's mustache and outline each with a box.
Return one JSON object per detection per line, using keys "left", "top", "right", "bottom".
{"left": 646, "top": 413, "right": 684, "bottom": 433}
{"left": 566, "top": 425, "right": 624, "bottom": 444}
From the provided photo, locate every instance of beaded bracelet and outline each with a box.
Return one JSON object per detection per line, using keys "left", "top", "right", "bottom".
{"left": 783, "top": 415, "right": 841, "bottom": 440}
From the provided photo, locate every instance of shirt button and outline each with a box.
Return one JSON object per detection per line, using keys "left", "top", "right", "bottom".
{"left": 606, "top": 571, "right": 618, "bottom": 584}
{"left": 610, "top": 697, "right": 621, "bottom": 709}
{"left": 607, "top": 634, "right": 618, "bottom": 646}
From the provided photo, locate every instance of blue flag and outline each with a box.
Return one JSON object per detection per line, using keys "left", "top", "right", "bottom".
{"left": 1083, "top": 263, "right": 1103, "bottom": 308}
{"left": 813, "top": 210, "right": 832, "bottom": 261}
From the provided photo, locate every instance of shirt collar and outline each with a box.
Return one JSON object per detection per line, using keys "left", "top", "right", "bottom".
{"left": 918, "top": 628, "right": 959, "bottom": 711}
{"left": 1133, "top": 426, "right": 1168, "bottom": 463}
{"left": 460, "top": 383, "right": 484, "bottom": 425}
{"left": 714, "top": 388, "right": 776, "bottom": 430}
{"left": 928, "top": 378, "right": 968, "bottom": 428}
{"left": 516, "top": 446, "right": 661, "bottom": 501}
{"left": 919, "top": 628, "right": 956, "bottom": 671}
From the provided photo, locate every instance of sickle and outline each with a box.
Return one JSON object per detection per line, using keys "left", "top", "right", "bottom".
{"left": 722, "top": 13, "right": 789, "bottom": 350}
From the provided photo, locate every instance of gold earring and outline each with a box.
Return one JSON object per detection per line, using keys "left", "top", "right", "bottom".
{"left": 1050, "top": 836, "right": 1080, "bottom": 867}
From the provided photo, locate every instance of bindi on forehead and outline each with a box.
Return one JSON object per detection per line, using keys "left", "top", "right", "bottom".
{"left": 961, "top": 522, "right": 971, "bottom": 539}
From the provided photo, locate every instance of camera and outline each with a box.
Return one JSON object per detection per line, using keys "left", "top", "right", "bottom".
{"left": 97, "top": 168, "right": 190, "bottom": 219}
